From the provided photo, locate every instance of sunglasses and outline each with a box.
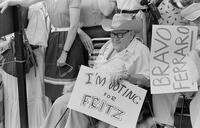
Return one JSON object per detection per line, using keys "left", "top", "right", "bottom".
{"left": 110, "top": 30, "right": 130, "bottom": 38}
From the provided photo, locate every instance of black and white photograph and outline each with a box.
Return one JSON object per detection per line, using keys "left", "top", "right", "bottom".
{"left": 0, "top": 0, "right": 200, "bottom": 128}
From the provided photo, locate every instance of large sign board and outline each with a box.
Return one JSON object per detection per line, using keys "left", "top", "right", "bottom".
{"left": 150, "top": 25, "right": 198, "bottom": 94}
{"left": 68, "top": 66, "right": 147, "bottom": 128}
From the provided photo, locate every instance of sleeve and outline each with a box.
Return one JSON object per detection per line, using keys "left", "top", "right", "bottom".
{"left": 130, "top": 44, "right": 150, "bottom": 79}
{"left": 69, "top": 0, "right": 81, "bottom": 8}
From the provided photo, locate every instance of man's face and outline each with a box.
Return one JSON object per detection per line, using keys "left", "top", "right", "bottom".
{"left": 110, "top": 30, "right": 131, "bottom": 51}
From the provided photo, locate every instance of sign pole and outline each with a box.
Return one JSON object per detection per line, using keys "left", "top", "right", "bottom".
{"left": 13, "top": 6, "right": 29, "bottom": 128}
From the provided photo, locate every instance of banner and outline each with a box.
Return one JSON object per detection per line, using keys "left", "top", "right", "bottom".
{"left": 150, "top": 25, "right": 198, "bottom": 94}
{"left": 68, "top": 66, "right": 147, "bottom": 128}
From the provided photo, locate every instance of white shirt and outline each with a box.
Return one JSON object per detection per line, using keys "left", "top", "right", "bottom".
{"left": 95, "top": 37, "right": 150, "bottom": 80}
{"left": 26, "top": 2, "right": 49, "bottom": 47}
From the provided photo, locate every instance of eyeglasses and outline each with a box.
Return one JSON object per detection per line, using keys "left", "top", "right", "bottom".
{"left": 110, "top": 30, "right": 130, "bottom": 38}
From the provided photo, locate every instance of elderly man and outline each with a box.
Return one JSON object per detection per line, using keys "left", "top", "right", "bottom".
{"left": 64, "top": 13, "right": 150, "bottom": 128}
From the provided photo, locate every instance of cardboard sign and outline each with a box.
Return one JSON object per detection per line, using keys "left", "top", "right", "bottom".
{"left": 68, "top": 66, "right": 147, "bottom": 128}
{"left": 150, "top": 25, "right": 198, "bottom": 94}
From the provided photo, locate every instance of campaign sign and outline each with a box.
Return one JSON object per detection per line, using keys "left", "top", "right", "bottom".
{"left": 150, "top": 25, "right": 198, "bottom": 94}
{"left": 68, "top": 65, "right": 147, "bottom": 128}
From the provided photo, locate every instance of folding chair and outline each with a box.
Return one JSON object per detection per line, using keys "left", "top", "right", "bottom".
{"left": 88, "top": 37, "right": 110, "bottom": 68}
{"left": 175, "top": 94, "right": 192, "bottom": 128}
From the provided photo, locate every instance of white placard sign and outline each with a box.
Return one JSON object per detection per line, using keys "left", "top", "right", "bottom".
{"left": 150, "top": 25, "right": 198, "bottom": 94}
{"left": 68, "top": 66, "right": 147, "bottom": 128}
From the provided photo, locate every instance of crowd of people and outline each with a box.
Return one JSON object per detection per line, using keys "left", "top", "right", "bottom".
{"left": 0, "top": 0, "right": 200, "bottom": 128}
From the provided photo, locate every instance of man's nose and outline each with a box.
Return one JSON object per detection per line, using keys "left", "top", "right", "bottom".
{"left": 112, "top": 36, "right": 120, "bottom": 41}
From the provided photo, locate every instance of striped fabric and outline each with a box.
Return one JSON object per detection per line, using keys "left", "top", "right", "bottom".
{"left": 88, "top": 38, "right": 110, "bottom": 68}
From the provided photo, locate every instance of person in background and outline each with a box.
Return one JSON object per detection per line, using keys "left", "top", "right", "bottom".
{"left": 40, "top": 0, "right": 112, "bottom": 127}
{"left": 181, "top": 2, "right": 200, "bottom": 128}
{"left": 43, "top": 0, "right": 88, "bottom": 100}
{"left": 64, "top": 13, "right": 150, "bottom": 128}
{"left": 99, "top": 0, "right": 146, "bottom": 12}
{"left": 25, "top": 2, "right": 52, "bottom": 128}
{"left": 77, "top": 0, "right": 111, "bottom": 55}
{"left": 0, "top": 2, "right": 52, "bottom": 128}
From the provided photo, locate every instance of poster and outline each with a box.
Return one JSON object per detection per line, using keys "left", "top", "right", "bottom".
{"left": 68, "top": 66, "right": 147, "bottom": 128}
{"left": 150, "top": 25, "right": 198, "bottom": 94}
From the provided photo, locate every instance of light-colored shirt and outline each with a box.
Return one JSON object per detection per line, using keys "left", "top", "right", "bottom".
{"left": 95, "top": 37, "right": 150, "bottom": 80}
{"left": 188, "top": 40, "right": 200, "bottom": 128}
{"left": 116, "top": 0, "right": 146, "bottom": 11}
{"left": 80, "top": 0, "right": 104, "bottom": 27}
{"left": 26, "top": 2, "right": 49, "bottom": 47}
{"left": 45, "top": 0, "right": 81, "bottom": 28}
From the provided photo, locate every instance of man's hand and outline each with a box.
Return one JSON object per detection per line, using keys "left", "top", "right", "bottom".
{"left": 129, "top": 74, "right": 150, "bottom": 87}
{"left": 110, "top": 70, "right": 129, "bottom": 86}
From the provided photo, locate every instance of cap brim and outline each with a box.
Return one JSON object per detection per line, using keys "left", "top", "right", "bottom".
{"left": 101, "top": 19, "right": 140, "bottom": 32}
{"left": 101, "top": 19, "right": 113, "bottom": 32}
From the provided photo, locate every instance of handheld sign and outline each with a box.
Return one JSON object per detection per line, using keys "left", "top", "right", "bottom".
{"left": 150, "top": 25, "right": 198, "bottom": 94}
{"left": 68, "top": 65, "right": 147, "bottom": 128}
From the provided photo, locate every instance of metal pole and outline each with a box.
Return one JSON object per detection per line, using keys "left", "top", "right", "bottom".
{"left": 13, "top": 5, "right": 29, "bottom": 128}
